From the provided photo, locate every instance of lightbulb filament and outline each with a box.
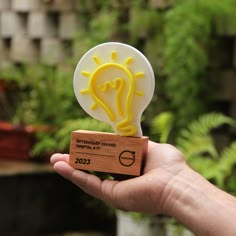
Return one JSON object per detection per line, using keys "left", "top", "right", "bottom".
{"left": 97, "top": 77, "right": 125, "bottom": 117}
{"left": 79, "top": 51, "right": 147, "bottom": 136}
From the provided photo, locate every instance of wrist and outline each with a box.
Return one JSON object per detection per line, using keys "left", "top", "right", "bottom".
{"left": 160, "top": 164, "right": 199, "bottom": 216}
{"left": 161, "top": 165, "right": 236, "bottom": 236}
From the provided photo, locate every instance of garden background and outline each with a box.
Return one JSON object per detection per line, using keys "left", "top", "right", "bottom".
{"left": 0, "top": 0, "right": 236, "bottom": 235}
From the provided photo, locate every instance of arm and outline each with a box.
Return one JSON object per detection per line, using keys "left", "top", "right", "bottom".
{"left": 162, "top": 164, "right": 236, "bottom": 236}
{"left": 51, "top": 141, "right": 236, "bottom": 236}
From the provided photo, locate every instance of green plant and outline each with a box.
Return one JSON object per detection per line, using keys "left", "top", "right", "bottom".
{"left": 176, "top": 113, "right": 236, "bottom": 193}
{"left": 150, "top": 111, "right": 174, "bottom": 143}
{"left": 32, "top": 117, "right": 113, "bottom": 156}
{"left": 0, "top": 63, "right": 87, "bottom": 157}
{"left": 151, "top": 112, "right": 236, "bottom": 194}
{"left": 0, "top": 65, "right": 27, "bottom": 120}
{"left": 74, "top": 0, "right": 236, "bottom": 135}
{"left": 14, "top": 63, "right": 114, "bottom": 157}
{"left": 164, "top": 0, "right": 236, "bottom": 127}
{"left": 12, "top": 64, "right": 82, "bottom": 125}
{"left": 1, "top": 1, "right": 236, "bottom": 156}
{"left": 73, "top": 1, "right": 119, "bottom": 59}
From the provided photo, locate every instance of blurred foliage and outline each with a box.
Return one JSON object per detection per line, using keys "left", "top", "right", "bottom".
{"left": 151, "top": 112, "right": 236, "bottom": 194}
{"left": 164, "top": 0, "right": 236, "bottom": 128}
{"left": 0, "top": 1, "right": 235, "bottom": 226}
{"left": 177, "top": 113, "right": 236, "bottom": 194}
{"left": 1, "top": 0, "right": 236, "bottom": 171}
{"left": 73, "top": 0, "right": 236, "bottom": 130}
{"left": 0, "top": 63, "right": 112, "bottom": 156}
{"left": 150, "top": 111, "right": 174, "bottom": 143}
{"left": 0, "top": 63, "right": 80, "bottom": 125}
{"left": 2, "top": 4, "right": 236, "bottom": 233}
{"left": 32, "top": 118, "right": 112, "bottom": 156}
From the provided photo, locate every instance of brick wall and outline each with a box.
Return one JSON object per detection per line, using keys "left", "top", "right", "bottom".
{"left": 0, "top": 0, "right": 168, "bottom": 66}
{"left": 0, "top": 0, "right": 78, "bottom": 66}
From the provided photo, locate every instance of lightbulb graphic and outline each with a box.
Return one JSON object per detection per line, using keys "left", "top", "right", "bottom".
{"left": 73, "top": 42, "right": 155, "bottom": 137}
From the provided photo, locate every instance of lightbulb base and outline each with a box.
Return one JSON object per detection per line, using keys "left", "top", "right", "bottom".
{"left": 69, "top": 130, "right": 148, "bottom": 176}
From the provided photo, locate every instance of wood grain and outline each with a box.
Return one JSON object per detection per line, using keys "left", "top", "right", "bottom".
{"left": 69, "top": 130, "right": 148, "bottom": 176}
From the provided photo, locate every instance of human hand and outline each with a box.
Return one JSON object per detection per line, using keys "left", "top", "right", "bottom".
{"left": 50, "top": 141, "right": 186, "bottom": 215}
{"left": 51, "top": 141, "right": 236, "bottom": 236}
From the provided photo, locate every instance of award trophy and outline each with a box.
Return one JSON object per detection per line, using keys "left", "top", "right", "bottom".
{"left": 69, "top": 42, "right": 155, "bottom": 176}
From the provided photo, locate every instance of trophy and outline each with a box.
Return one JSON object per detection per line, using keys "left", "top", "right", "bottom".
{"left": 69, "top": 42, "right": 155, "bottom": 176}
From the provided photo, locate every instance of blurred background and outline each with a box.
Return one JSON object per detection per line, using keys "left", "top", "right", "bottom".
{"left": 0, "top": 0, "right": 236, "bottom": 235}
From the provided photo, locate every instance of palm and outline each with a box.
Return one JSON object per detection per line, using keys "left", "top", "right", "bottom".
{"left": 51, "top": 141, "right": 185, "bottom": 214}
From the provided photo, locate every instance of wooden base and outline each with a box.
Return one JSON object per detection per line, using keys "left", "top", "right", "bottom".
{"left": 69, "top": 130, "right": 148, "bottom": 176}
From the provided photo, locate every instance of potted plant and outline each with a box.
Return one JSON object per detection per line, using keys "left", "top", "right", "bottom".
{"left": 0, "top": 61, "right": 115, "bottom": 160}
{"left": 0, "top": 67, "right": 35, "bottom": 160}
{"left": 0, "top": 63, "right": 79, "bottom": 161}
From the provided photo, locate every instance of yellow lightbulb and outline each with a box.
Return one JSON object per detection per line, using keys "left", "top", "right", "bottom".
{"left": 73, "top": 42, "right": 155, "bottom": 137}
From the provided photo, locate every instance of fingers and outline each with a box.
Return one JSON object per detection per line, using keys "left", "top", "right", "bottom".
{"left": 52, "top": 160, "right": 74, "bottom": 178}
{"left": 50, "top": 154, "right": 139, "bottom": 211}
{"left": 144, "top": 142, "right": 185, "bottom": 172}
{"left": 51, "top": 158, "right": 118, "bottom": 202}
{"left": 50, "top": 153, "right": 108, "bottom": 199}
{"left": 49, "top": 141, "right": 187, "bottom": 215}
{"left": 50, "top": 153, "right": 69, "bottom": 164}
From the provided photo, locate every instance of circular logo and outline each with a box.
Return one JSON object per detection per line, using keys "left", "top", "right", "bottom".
{"left": 119, "top": 150, "right": 135, "bottom": 167}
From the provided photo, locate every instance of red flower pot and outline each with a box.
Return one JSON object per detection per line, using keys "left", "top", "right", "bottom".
{"left": 0, "top": 122, "right": 35, "bottom": 160}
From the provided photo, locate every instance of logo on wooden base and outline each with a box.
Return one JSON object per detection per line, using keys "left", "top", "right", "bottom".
{"left": 69, "top": 130, "right": 148, "bottom": 176}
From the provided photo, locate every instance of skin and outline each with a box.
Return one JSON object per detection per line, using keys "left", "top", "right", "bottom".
{"left": 51, "top": 141, "right": 236, "bottom": 236}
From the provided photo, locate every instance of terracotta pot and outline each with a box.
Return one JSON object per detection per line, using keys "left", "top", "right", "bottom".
{"left": 0, "top": 121, "right": 35, "bottom": 161}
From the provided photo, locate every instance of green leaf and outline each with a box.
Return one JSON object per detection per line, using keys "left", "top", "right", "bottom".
{"left": 150, "top": 112, "right": 174, "bottom": 143}
{"left": 218, "top": 142, "right": 236, "bottom": 176}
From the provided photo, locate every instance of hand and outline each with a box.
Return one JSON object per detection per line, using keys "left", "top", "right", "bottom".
{"left": 51, "top": 141, "right": 236, "bottom": 236}
{"left": 50, "top": 141, "right": 186, "bottom": 215}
